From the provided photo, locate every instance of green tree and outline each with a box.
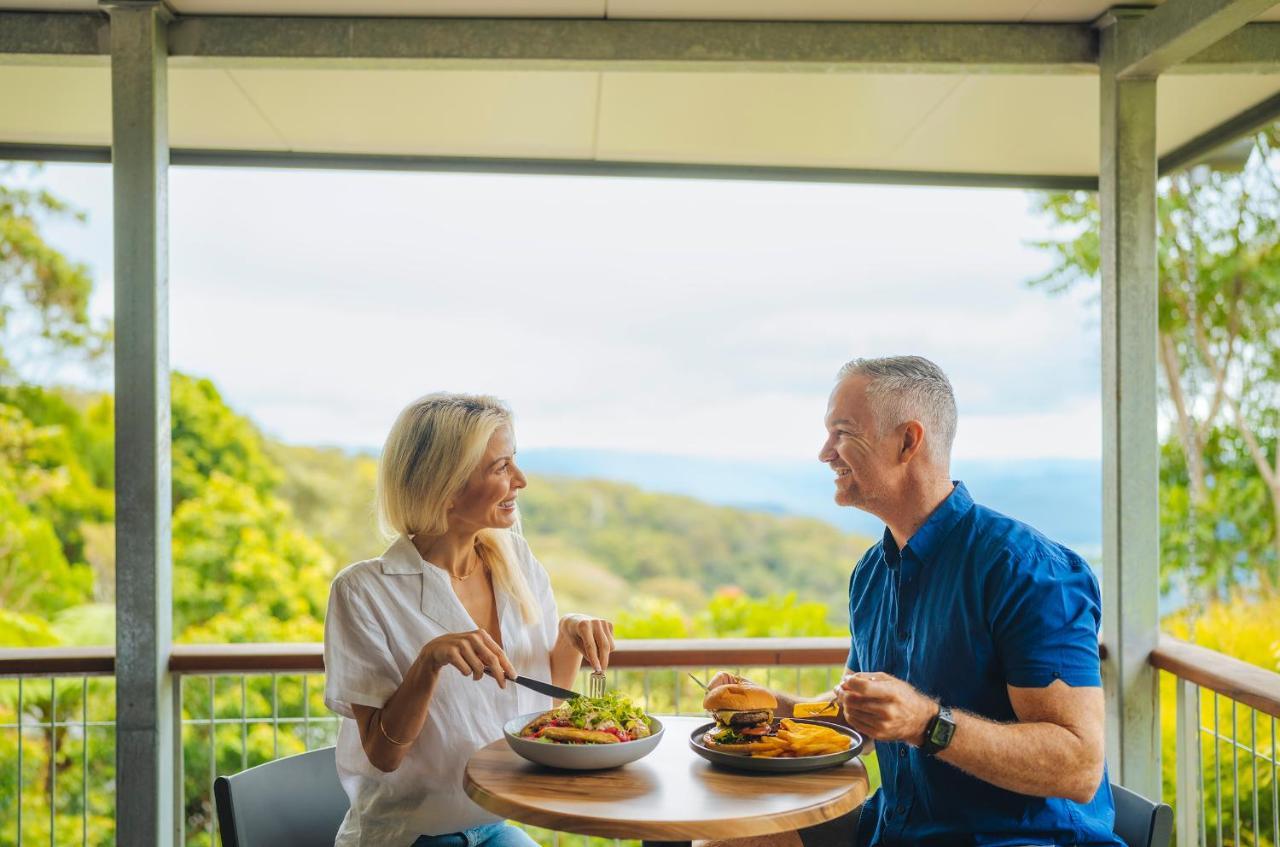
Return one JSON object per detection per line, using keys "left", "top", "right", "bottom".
{"left": 0, "top": 163, "right": 107, "bottom": 380}
{"left": 1031, "top": 129, "right": 1280, "bottom": 603}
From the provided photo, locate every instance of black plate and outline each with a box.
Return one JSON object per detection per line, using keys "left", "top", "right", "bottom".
{"left": 688, "top": 719, "right": 862, "bottom": 773}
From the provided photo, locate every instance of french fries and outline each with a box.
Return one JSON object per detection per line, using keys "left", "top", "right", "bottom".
{"left": 750, "top": 719, "right": 852, "bottom": 758}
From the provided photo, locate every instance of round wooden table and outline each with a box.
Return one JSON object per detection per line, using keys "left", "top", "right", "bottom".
{"left": 464, "top": 715, "right": 868, "bottom": 847}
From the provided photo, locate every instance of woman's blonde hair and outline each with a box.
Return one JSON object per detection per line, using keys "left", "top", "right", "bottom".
{"left": 377, "top": 392, "right": 539, "bottom": 624}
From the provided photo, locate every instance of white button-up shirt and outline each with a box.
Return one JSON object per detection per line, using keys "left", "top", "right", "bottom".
{"left": 323, "top": 534, "right": 558, "bottom": 847}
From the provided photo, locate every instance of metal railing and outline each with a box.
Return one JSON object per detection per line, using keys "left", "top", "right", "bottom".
{"left": 1, "top": 638, "right": 849, "bottom": 847}
{"left": 1152, "top": 638, "right": 1280, "bottom": 847}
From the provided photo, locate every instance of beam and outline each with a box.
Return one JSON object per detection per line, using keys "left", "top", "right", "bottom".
{"left": 1159, "top": 90, "right": 1280, "bottom": 173}
{"left": 105, "top": 1, "right": 175, "bottom": 845}
{"left": 0, "top": 142, "right": 1100, "bottom": 191}
{"left": 1173, "top": 22, "right": 1280, "bottom": 72}
{"left": 2, "top": 12, "right": 1095, "bottom": 72}
{"left": 1098, "top": 14, "right": 1162, "bottom": 799}
{"left": 1112, "top": 0, "right": 1280, "bottom": 78}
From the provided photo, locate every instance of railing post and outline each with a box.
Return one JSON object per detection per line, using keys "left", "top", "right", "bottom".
{"left": 102, "top": 0, "right": 174, "bottom": 843}
{"left": 1175, "top": 679, "right": 1202, "bottom": 847}
{"left": 1097, "top": 9, "right": 1161, "bottom": 799}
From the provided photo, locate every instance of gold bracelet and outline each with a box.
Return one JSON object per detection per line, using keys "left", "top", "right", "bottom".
{"left": 378, "top": 712, "right": 411, "bottom": 747}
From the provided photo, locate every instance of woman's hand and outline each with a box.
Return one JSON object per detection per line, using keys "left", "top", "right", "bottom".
{"left": 419, "top": 629, "right": 517, "bottom": 686}
{"left": 708, "top": 671, "right": 751, "bottom": 689}
{"left": 557, "top": 614, "right": 615, "bottom": 673}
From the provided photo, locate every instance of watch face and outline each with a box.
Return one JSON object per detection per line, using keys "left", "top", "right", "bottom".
{"left": 931, "top": 716, "right": 955, "bottom": 747}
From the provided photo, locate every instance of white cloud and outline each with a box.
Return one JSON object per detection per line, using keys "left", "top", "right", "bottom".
{"left": 33, "top": 163, "right": 1102, "bottom": 462}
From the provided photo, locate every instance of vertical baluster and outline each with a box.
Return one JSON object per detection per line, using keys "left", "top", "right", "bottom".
{"left": 1272, "top": 714, "right": 1277, "bottom": 847}
{"left": 1175, "top": 679, "right": 1201, "bottom": 847}
{"left": 1251, "top": 709, "right": 1259, "bottom": 843}
{"left": 173, "top": 675, "right": 184, "bottom": 847}
{"left": 209, "top": 675, "right": 216, "bottom": 847}
{"left": 642, "top": 670, "right": 650, "bottom": 712}
{"left": 17, "top": 677, "right": 23, "bottom": 847}
{"left": 80, "top": 680, "right": 87, "bottom": 847}
{"left": 240, "top": 676, "right": 248, "bottom": 771}
{"left": 1214, "top": 692, "right": 1221, "bottom": 847}
{"left": 794, "top": 667, "right": 801, "bottom": 694}
{"left": 49, "top": 679, "right": 56, "bottom": 847}
{"left": 272, "top": 674, "right": 279, "bottom": 760}
{"left": 304, "top": 675, "right": 312, "bottom": 751}
{"left": 1271, "top": 714, "right": 1277, "bottom": 847}
{"left": 1232, "top": 700, "right": 1239, "bottom": 847}
{"left": 674, "top": 669, "right": 681, "bottom": 715}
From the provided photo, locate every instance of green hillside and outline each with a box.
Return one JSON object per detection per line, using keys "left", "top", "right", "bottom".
{"left": 0, "top": 377, "right": 872, "bottom": 646}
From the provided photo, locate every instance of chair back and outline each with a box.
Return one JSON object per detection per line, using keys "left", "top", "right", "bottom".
{"left": 214, "top": 745, "right": 349, "bottom": 847}
{"left": 1111, "top": 782, "right": 1173, "bottom": 847}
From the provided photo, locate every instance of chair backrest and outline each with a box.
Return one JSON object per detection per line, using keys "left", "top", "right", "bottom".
{"left": 214, "top": 746, "right": 349, "bottom": 847}
{"left": 1111, "top": 782, "right": 1173, "bottom": 847}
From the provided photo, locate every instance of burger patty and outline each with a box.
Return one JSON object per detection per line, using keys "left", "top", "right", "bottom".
{"left": 716, "top": 709, "right": 774, "bottom": 728}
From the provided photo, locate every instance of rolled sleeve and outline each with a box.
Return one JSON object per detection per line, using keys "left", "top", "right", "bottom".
{"left": 988, "top": 552, "right": 1103, "bottom": 689}
{"left": 323, "top": 578, "right": 402, "bottom": 718}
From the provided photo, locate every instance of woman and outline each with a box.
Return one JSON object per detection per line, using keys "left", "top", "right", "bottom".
{"left": 324, "top": 393, "right": 615, "bottom": 847}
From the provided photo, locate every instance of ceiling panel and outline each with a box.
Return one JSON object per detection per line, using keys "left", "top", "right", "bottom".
{"left": 170, "top": 68, "right": 291, "bottom": 150}
{"left": 0, "top": 64, "right": 108, "bottom": 145}
{"left": 893, "top": 75, "right": 1097, "bottom": 175}
{"left": 1157, "top": 75, "right": 1280, "bottom": 155}
{"left": 595, "top": 72, "right": 961, "bottom": 169}
{"left": 226, "top": 68, "right": 601, "bottom": 158}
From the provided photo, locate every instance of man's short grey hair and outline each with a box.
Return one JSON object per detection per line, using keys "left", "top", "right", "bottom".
{"left": 836, "top": 355, "right": 958, "bottom": 466}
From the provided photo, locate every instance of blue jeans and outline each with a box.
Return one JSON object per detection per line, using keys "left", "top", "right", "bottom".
{"left": 411, "top": 822, "right": 541, "bottom": 847}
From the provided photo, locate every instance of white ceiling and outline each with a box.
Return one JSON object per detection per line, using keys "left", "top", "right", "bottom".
{"left": 2, "top": 1, "right": 1277, "bottom": 178}
{"left": 1, "top": 61, "right": 1274, "bottom": 177}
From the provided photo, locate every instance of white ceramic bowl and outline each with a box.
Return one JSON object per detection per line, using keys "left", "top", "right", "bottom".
{"left": 502, "top": 711, "right": 664, "bottom": 770}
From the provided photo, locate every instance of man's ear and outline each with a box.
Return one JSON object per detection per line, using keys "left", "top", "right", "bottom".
{"left": 899, "top": 420, "right": 926, "bottom": 464}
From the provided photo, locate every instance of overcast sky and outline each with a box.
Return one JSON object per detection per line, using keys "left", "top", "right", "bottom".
{"left": 31, "top": 162, "right": 1100, "bottom": 463}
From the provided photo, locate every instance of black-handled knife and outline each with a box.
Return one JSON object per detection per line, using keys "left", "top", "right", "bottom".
{"left": 485, "top": 669, "right": 579, "bottom": 700}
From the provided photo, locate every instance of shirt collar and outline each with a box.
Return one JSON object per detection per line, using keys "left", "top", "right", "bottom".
{"left": 380, "top": 535, "right": 516, "bottom": 636}
{"left": 902, "top": 481, "right": 974, "bottom": 566}
{"left": 380, "top": 535, "right": 427, "bottom": 574}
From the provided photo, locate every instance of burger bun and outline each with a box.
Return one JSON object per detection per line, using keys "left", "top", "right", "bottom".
{"left": 702, "top": 683, "right": 778, "bottom": 712}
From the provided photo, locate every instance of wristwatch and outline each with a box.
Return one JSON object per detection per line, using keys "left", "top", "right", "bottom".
{"left": 920, "top": 705, "right": 956, "bottom": 756}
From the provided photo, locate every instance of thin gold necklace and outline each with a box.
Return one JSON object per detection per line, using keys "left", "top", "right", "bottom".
{"left": 451, "top": 548, "right": 487, "bottom": 582}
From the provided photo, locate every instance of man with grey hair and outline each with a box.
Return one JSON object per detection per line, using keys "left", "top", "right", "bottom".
{"left": 708, "top": 355, "right": 1120, "bottom": 847}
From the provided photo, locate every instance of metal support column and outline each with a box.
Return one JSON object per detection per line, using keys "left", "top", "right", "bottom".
{"left": 104, "top": 1, "right": 174, "bottom": 843}
{"left": 1097, "top": 10, "right": 1162, "bottom": 800}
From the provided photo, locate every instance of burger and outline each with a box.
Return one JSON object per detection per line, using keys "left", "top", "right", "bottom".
{"left": 701, "top": 683, "right": 778, "bottom": 754}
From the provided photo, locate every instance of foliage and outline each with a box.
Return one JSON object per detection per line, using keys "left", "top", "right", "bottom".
{"left": 1030, "top": 129, "right": 1280, "bottom": 605}
{"left": 1160, "top": 593, "right": 1280, "bottom": 846}
{"left": 0, "top": 163, "right": 108, "bottom": 381}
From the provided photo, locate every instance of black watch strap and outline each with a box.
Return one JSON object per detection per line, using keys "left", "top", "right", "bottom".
{"left": 920, "top": 705, "right": 956, "bottom": 756}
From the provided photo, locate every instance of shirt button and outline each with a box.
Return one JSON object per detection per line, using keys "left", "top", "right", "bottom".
{"left": 896, "top": 804, "right": 907, "bottom": 816}
{"left": 898, "top": 746, "right": 907, "bottom": 758}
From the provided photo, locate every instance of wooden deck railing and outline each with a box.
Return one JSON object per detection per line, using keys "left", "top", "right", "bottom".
{"left": 0, "top": 637, "right": 851, "bottom": 676}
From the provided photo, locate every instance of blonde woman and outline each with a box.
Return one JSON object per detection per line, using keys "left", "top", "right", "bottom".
{"left": 323, "top": 393, "right": 615, "bottom": 847}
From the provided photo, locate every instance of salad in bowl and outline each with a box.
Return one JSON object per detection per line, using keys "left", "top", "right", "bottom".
{"left": 503, "top": 692, "right": 663, "bottom": 769}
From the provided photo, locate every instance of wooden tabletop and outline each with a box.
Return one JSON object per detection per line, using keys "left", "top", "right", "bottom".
{"left": 464, "top": 715, "right": 869, "bottom": 841}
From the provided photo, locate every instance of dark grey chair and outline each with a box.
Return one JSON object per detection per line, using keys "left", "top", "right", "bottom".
{"left": 214, "top": 746, "right": 349, "bottom": 847}
{"left": 1112, "top": 782, "right": 1173, "bottom": 847}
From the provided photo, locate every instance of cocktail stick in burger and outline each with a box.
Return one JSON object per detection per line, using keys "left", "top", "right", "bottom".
{"left": 702, "top": 683, "right": 780, "bottom": 754}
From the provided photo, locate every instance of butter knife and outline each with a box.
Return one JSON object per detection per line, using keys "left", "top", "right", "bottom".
{"left": 486, "top": 669, "right": 579, "bottom": 700}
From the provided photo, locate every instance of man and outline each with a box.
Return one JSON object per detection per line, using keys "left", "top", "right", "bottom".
{"left": 708, "top": 356, "right": 1121, "bottom": 847}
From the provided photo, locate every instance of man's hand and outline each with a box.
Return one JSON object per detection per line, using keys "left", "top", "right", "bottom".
{"left": 837, "top": 671, "right": 938, "bottom": 745}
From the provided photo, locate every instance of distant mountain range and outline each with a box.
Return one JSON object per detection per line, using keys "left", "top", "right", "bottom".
{"left": 516, "top": 449, "right": 1102, "bottom": 557}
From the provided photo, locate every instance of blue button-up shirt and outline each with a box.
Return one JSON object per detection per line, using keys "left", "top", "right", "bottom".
{"left": 848, "top": 482, "right": 1123, "bottom": 847}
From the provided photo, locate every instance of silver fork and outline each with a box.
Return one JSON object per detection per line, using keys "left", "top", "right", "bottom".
{"left": 588, "top": 670, "right": 607, "bottom": 698}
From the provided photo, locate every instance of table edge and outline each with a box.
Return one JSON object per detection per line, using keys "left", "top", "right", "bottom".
{"left": 463, "top": 756, "right": 869, "bottom": 840}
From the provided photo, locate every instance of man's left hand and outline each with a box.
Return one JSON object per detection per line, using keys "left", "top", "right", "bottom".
{"left": 837, "top": 672, "right": 939, "bottom": 746}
